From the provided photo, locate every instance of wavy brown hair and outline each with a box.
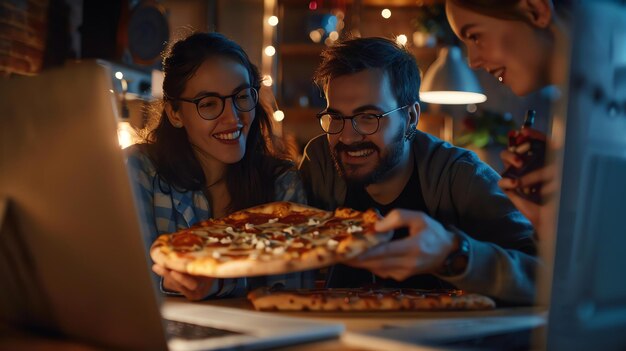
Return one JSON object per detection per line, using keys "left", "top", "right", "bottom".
{"left": 142, "top": 32, "right": 292, "bottom": 213}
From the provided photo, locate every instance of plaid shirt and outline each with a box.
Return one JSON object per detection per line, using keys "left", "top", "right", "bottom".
{"left": 126, "top": 145, "right": 311, "bottom": 298}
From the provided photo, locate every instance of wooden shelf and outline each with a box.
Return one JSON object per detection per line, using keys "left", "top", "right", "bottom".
{"left": 280, "top": 43, "right": 325, "bottom": 56}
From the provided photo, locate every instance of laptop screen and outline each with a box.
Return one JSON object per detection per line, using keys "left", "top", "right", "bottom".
{"left": 542, "top": 1, "right": 626, "bottom": 349}
{"left": 0, "top": 60, "right": 345, "bottom": 351}
{"left": 0, "top": 61, "right": 168, "bottom": 350}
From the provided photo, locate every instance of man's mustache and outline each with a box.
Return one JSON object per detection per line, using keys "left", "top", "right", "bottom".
{"left": 334, "top": 141, "right": 380, "bottom": 154}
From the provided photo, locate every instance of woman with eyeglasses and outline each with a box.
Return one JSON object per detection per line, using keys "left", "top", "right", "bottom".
{"left": 446, "top": 0, "right": 570, "bottom": 238}
{"left": 126, "top": 32, "right": 307, "bottom": 301}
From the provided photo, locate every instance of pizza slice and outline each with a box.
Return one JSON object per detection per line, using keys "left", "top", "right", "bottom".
{"left": 150, "top": 202, "right": 392, "bottom": 278}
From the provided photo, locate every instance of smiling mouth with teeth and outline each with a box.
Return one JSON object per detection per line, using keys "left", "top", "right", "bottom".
{"left": 346, "top": 149, "right": 375, "bottom": 157}
{"left": 213, "top": 129, "right": 242, "bottom": 140}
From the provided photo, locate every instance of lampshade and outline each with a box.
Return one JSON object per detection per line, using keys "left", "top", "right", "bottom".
{"left": 420, "top": 46, "right": 487, "bottom": 105}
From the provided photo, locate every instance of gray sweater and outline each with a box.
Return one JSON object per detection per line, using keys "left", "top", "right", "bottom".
{"left": 299, "top": 132, "right": 539, "bottom": 305}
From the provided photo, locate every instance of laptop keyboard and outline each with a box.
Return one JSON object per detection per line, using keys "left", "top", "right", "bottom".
{"left": 164, "top": 319, "right": 242, "bottom": 340}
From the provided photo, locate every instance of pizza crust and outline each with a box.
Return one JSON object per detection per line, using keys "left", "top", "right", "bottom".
{"left": 184, "top": 247, "right": 337, "bottom": 277}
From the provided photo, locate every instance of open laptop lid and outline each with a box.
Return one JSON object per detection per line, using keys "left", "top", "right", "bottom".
{"left": 0, "top": 61, "right": 168, "bottom": 350}
{"left": 0, "top": 60, "right": 346, "bottom": 351}
{"left": 539, "top": 1, "right": 626, "bottom": 349}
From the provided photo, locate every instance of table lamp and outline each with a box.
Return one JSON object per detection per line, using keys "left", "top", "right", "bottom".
{"left": 418, "top": 46, "right": 487, "bottom": 142}
{"left": 420, "top": 46, "right": 487, "bottom": 105}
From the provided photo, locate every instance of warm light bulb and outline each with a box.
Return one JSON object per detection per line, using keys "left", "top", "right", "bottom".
{"left": 262, "top": 75, "right": 273, "bottom": 87}
{"left": 381, "top": 9, "right": 391, "bottom": 19}
{"left": 329, "top": 31, "right": 339, "bottom": 41}
{"left": 309, "top": 30, "right": 323, "bottom": 43}
{"left": 117, "top": 121, "right": 137, "bottom": 149}
{"left": 396, "top": 34, "right": 408, "bottom": 46}
{"left": 268, "top": 16, "right": 279, "bottom": 26}
{"left": 264, "top": 45, "right": 276, "bottom": 56}
{"left": 273, "top": 110, "right": 285, "bottom": 122}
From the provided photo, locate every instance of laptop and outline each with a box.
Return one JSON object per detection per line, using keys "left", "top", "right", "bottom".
{"left": 0, "top": 60, "right": 343, "bottom": 350}
{"left": 343, "top": 1, "right": 626, "bottom": 350}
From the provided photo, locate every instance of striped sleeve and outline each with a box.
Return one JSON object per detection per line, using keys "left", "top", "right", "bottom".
{"left": 125, "top": 146, "right": 159, "bottom": 249}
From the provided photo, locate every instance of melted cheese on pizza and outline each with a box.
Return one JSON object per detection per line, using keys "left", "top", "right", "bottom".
{"left": 169, "top": 211, "right": 373, "bottom": 263}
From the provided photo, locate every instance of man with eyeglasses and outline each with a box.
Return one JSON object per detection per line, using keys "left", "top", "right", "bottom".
{"left": 299, "top": 37, "right": 538, "bottom": 305}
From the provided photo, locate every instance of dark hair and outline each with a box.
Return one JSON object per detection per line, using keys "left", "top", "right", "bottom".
{"left": 143, "top": 32, "right": 291, "bottom": 213}
{"left": 313, "top": 36, "right": 421, "bottom": 107}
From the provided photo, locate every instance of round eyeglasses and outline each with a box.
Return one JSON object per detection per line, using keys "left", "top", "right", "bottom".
{"left": 317, "top": 105, "right": 409, "bottom": 135}
{"left": 171, "top": 87, "right": 259, "bottom": 121}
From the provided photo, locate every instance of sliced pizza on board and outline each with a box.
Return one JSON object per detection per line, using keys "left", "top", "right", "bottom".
{"left": 150, "top": 202, "right": 392, "bottom": 278}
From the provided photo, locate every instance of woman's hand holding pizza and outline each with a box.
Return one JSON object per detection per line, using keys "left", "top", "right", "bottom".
{"left": 152, "top": 264, "right": 217, "bottom": 301}
{"left": 346, "top": 209, "right": 457, "bottom": 281}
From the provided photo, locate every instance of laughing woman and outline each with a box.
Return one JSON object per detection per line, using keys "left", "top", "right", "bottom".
{"left": 126, "top": 32, "right": 308, "bottom": 300}
{"left": 445, "top": 0, "right": 570, "bottom": 236}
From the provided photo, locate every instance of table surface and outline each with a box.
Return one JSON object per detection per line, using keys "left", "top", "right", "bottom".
{"left": 0, "top": 297, "right": 541, "bottom": 351}
{"left": 200, "top": 297, "right": 541, "bottom": 350}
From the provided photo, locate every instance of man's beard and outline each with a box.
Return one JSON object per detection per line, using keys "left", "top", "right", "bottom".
{"left": 330, "top": 127, "right": 406, "bottom": 187}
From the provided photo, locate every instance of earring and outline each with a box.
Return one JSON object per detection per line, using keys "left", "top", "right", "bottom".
{"left": 173, "top": 122, "right": 183, "bottom": 128}
{"left": 404, "top": 125, "right": 417, "bottom": 141}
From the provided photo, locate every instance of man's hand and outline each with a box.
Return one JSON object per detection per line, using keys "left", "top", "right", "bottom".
{"left": 152, "top": 264, "right": 217, "bottom": 301}
{"left": 345, "top": 209, "right": 457, "bottom": 281}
